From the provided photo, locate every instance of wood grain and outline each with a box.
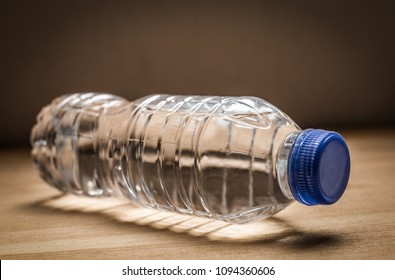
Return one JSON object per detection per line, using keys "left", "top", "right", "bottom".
{"left": 0, "top": 129, "right": 394, "bottom": 259}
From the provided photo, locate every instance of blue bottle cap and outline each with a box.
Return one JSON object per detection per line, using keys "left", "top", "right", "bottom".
{"left": 288, "top": 129, "right": 350, "bottom": 206}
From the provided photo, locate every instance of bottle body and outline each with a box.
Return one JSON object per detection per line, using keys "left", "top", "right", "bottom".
{"left": 31, "top": 93, "right": 302, "bottom": 223}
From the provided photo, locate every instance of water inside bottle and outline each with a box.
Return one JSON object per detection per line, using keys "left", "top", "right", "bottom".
{"left": 32, "top": 94, "right": 300, "bottom": 223}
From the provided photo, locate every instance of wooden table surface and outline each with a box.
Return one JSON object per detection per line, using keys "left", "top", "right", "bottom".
{"left": 1, "top": 129, "right": 394, "bottom": 260}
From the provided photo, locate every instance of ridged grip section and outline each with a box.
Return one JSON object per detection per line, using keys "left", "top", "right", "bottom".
{"left": 31, "top": 93, "right": 128, "bottom": 195}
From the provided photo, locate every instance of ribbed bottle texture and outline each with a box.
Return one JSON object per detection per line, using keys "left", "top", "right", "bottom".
{"left": 31, "top": 93, "right": 303, "bottom": 223}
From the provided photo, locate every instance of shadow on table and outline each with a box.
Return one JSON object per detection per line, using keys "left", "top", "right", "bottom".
{"left": 29, "top": 194, "right": 343, "bottom": 249}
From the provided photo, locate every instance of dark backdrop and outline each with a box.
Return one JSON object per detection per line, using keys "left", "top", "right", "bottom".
{"left": 1, "top": 0, "right": 394, "bottom": 145}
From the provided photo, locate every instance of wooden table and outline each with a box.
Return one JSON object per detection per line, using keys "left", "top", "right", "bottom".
{"left": 1, "top": 129, "right": 394, "bottom": 259}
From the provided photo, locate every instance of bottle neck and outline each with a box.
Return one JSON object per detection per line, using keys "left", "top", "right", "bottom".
{"left": 276, "top": 131, "right": 300, "bottom": 201}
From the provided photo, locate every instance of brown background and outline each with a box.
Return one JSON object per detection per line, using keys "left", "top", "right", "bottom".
{"left": 1, "top": 0, "right": 394, "bottom": 146}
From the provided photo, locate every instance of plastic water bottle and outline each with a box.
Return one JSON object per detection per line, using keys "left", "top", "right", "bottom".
{"left": 31, "top": 93, "right": 350, "bottom": 223}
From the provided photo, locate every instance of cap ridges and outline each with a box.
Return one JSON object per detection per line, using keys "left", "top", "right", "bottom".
{"left": 288, "top": 129, "right": 350, "bottom": 206}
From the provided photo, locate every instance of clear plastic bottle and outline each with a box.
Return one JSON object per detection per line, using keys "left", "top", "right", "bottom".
{"left": 31, "top": 93, "right": 350, "bottom": 223}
